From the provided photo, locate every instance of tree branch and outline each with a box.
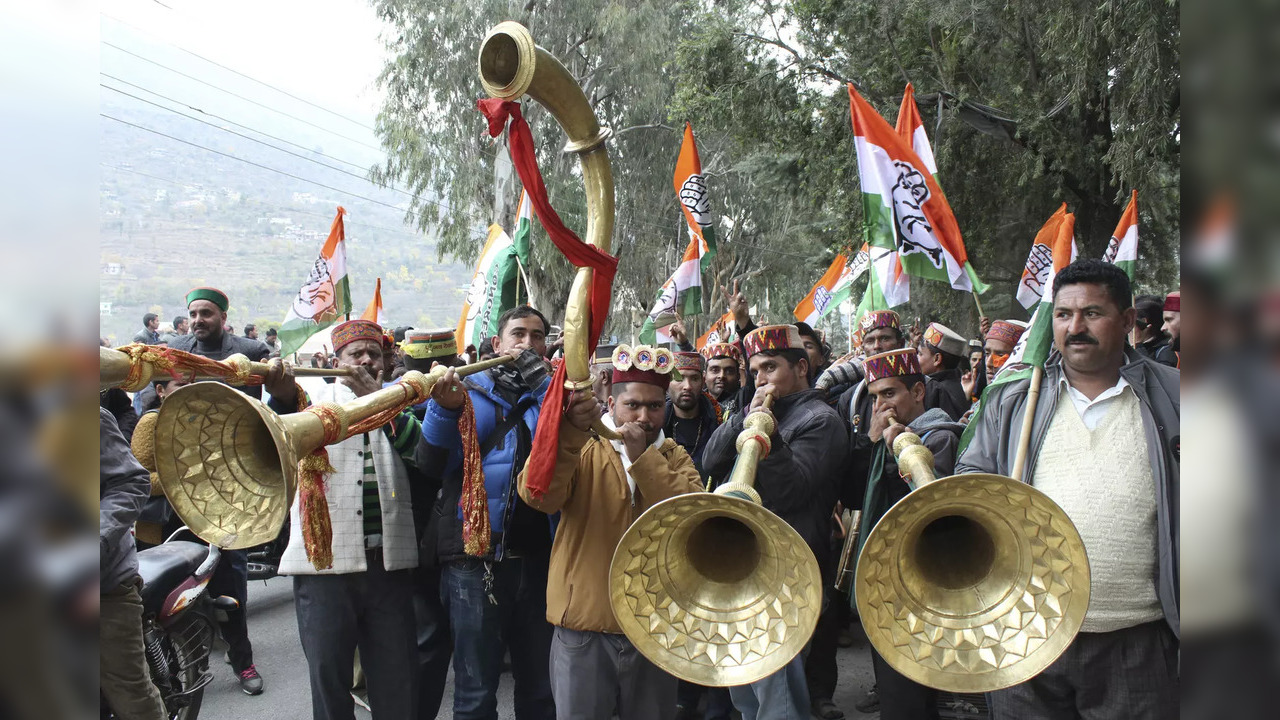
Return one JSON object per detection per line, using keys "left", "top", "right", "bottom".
{"left": 733, "top": 32, "right": 862, "bottom": 90}
{"left": 612, "top": 123, "right": 676, "bottom": 137}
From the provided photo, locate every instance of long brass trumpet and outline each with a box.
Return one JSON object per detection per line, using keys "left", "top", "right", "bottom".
{"left": 153, "top": 355, "right": 513, "bottom": 548}
{"left": 100, "top": 345, "right": 352, "bottom": 392}
{"left": 854, "top": 425, "right": 1090, "bottom": 693}
{"left": 478, "top": 22, "right": 620, "bottom": 440}
{"left": 609, "top": 394, "right": 823, "bottom": 687}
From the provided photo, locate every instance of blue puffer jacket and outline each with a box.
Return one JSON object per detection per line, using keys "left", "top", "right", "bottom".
{"left": 417, "top": 355, "right": 551, "bottom": 561}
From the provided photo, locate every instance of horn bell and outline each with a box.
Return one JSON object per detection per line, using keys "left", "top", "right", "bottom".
{"left": 609, "top": 492, "right": 822, "bottom": 687}
{"left": 854, "top": 472, "right": 1090, "bottom": 693}
{"left": 153, "top": 382, "right": 321, "bottom": 549}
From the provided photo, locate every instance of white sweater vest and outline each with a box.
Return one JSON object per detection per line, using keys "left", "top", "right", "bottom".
{"left": 1032, "top": 388, "right": 1163, "bottom": 633}
{"left": 279, "top": 383, "right": 418, "bottom": 575}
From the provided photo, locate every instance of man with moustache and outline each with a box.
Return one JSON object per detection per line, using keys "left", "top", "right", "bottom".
{"left": 702, "top": 341, "right": 744, "bottom": 419}
{"left": 167, "top": 287, "right": 297, "bottom": 695}
{"left": 519, "top": 344, "right": 702, "bottom": 720}
{"left": 280, "top": 319, "right": 423, "bottom": 720}
{"left": 957, "top": 259, "right": 1180, "bottom": 719}
{"left": 663, "top": 351, "right": 721, "bottom": 477}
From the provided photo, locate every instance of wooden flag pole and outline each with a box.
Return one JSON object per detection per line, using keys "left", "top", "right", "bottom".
{"left": 971, "top": 290, "right": 986, "bottom": 320}
{"left": 1010, "top": 364, "right": 1043, "bottom": 483}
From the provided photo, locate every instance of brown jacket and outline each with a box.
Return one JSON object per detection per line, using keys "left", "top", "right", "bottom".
{"left": 518, "top": 424, "right": 702, "bottom": 633}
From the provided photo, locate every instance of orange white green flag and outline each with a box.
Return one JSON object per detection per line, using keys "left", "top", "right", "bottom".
{"left": 697, "top": 311, "right": 734, "bottom": 349}
{"left": 794, "top": 245, "right": 870, "bottom": 325}
{"left": 1102, "top": 190, "right": 1138, "bottom": 281}
{"left": 674, "top": 122, "right": 717, "bottom": 271}
{"left": 639, "top": 234, "right": 703, "bottom": 344}
{"left": 360, "top": 277, "right": 387, "bottom": 326}
{"left": 1016, "top": 204, "right": 1079, "bottom": 309}
{"left": 849, "top": 84, "right": 988, "bottom": 294}
{"left": 456, "top": 223, "right": 522, "bottom": 350}
{"left": 279, "top": 206, "right": 352, "bottom": 356}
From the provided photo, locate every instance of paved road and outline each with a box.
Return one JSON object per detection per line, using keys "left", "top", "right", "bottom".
{"left": 202, "top": 577, "right": 877, "bottom": 719}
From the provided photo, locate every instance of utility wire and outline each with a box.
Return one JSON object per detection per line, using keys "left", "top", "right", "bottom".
{"left": 101, "top": 41, "right": 386, "bottom": 153}
{"left": 102, "top": 13, "right": 378, "bottom": 132}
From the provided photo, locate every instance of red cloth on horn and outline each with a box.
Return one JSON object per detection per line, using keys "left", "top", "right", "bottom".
{"left": 477, "top": 98, "right": 619, "bottom": 499}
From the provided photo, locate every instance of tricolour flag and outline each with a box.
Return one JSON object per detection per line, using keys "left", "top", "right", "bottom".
{"left": 794, "top": 246, "right": 870, "bottom": 325}
{"left": 639, "top": 235, "right": 704, "bottom": 344}
{"left": 456, "top": 223, "right": 522, "bottom": 350}
{"left": 360, "top": 277, "right": 387, "bottom": 326}
{"left": 279, "top": 207, "right": 352, "bottom": 357}
{"left": 1102, "top": 190, "right": 1138, "bottom": 281}
{"left": 1015, "top": 204, "right": 1079, "bottom": 309}
{"left": 960, "top": 210, "right": 1076, "bottom": 452}
{"left": 512, "top": 188, "right": 534, "bottom": 289}
{"left": 854, "top": 243, "right": 911, "bottom": 327}
{"left": 674, "top": 122, "right": 717, "bottom": 271}
{"left": 697, "top": 311, "right": 735, "bottom": 349}
{"left": 849, "top": 84, "right": 988, "bottom": 294}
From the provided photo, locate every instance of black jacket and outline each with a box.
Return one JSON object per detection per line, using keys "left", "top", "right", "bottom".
{"left": 925, "top": 368, "right": 969, "bottom": 421}
{"left": 702, "top": 389, "right": 847, "bottom": 566}
{"left": 663, "top": 394, "right": 722, "bottom": 479}
{"left": 100, "top": 409, "right": 151, "bottom": 590}
{"left": 168, "top": 332, "right": 273, "bottom": 401}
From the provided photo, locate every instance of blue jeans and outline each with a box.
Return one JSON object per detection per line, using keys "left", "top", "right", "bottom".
{"left": 440, "top": 556, "right": 555, "bottom": 720}
{"left": 729, "top": 653, "right": 811, "bottom": 720}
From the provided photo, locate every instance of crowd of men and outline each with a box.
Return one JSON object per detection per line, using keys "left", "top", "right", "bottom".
{"left": 101, "top": 258, "right": 1180, "bottom": 720}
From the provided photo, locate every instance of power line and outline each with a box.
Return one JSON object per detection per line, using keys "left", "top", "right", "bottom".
{"left": 102, "top": 13, "right": 378, "bottom": 133}
{"left": 102, "top": 73, "right": 374, "bottom": 173}
{"left": 101, "top": 40, "right": 386, "bottom": 153}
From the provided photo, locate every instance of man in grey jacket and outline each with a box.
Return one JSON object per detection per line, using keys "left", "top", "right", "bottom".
{"left": 956, "top": 259, "right": 1179, "bottom": 719}
{"left": 702, "top": 324, "right": 847, "bottom": 720}
{"left": 100, "top": 408, "right": 166, "bottom": 719}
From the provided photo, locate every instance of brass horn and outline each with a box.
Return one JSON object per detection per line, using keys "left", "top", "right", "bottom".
{"left": 609, "top": 395, "right": 823, "bottom": 686}
{"left": 101, "top": 345, "right": 353, "bottom": 392}
{"left": 478, "top": 21, "right": 620, "bottom": 440}
{"left": 854, "top": 428, "right": 1090, "bottom": 693}
{"left": 152, "top": 355, "right": 513, "bottom": 549}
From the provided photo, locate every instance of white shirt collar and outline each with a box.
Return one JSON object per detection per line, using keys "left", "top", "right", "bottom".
{"left": 601, "top": 414, "right": 666, "bottom": 499}
{"left": 1059, "top": 374, "right": 1130, "bottom": 429}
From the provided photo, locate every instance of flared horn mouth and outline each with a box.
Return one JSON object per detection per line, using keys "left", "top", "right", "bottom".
{"left": 153, "top": 382, "right": 297, "bottom": 549}
{"left": 479, "top": 22, "right": 536, "bottom": 100}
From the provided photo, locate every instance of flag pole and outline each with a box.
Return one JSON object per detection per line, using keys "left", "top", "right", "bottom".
{"left": 970, "top": 290, "right": 985, "bottom": 320}
{"left": 1010, "top": 365, "right": 1043, "bottom": 483}
{"left": 516, "top": 257, "right": 532, "bottom": 306}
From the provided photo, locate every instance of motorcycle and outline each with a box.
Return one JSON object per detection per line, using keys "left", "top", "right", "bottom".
{"left": 103, "top": 527, "right": 239, "bottom": 720}
{"left": 246, "top": 516, "right": 289, "bottom": 581}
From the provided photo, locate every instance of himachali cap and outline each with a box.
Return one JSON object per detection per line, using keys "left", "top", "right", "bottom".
{"left": 1163, "top": 291, "right": 1180, "bottom": 312}
{"left": 331, "top": 319, "right": 384, "bottom": 353}
{"left": 986, "top": 320, "right": 1026, "bottom": 347}
{"left": 742, "top": 324, "right": 805, "bottom": 359}
{"left": 185, "top": 287, "right": 229, "bottom": 312}
{"left": 673, "top": 351, "right": 705, "bottom": 375}
{"left": 402, "top": 328, "right": 458, "bottom": 360}
{"left": 592, "top": 343, "right": 619, "bottom": 367}
{"left": 922, "top": 322, "right": 967, "bottom": 357}
{"left": 864, "top": 348, "right": 923, "bottom": 384}
{"left": 701, "top": 342, "right": 742, "bottom": 363}
{"left": 859, "top": 310, "right": 901, "bottom": 335}
{"left": 611, "top": 344, "right": 681, "bottom": 389}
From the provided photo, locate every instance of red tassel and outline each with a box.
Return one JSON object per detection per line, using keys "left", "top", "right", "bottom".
{"left": 298, "top": 450, "right": 335, "bottom": 570}
{"left": 457, "top": 393, "right": 492, "bottom": 556}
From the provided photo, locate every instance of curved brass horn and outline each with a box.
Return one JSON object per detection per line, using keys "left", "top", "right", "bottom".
{"left": 153, "top": 356, "right": 513, "bottom": 548}
{"left": 478, "top": 22, "right": 619, "bottom": 439}
{"left": 854, "top": 429, "right": 1091, "bottom": 693}
{"left": 100, "top": 345, "right": 353, "bottom": 392}
{"left": 608, "top": 395, "right": 823, "bottom": 686}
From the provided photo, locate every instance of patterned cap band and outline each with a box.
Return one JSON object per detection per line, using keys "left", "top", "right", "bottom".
{"left": 402, "top": 328, "right": 457, "bottom": 359}
{"left": 612, "top": 343, "right": 680, "bottom": 388}
{"left": 331, "top": 319, "right": 384, "bottom": 353}
{"left": 859, "top": 310, "right": 901, "bottom": 334}
{"left": 185, "top": 287, "right": 228, "bottom": 312}
{"left": 673, "top": 351, "right": 705, "bottom": 374}
{"left": 701, "top": 342, "right": 741, "bottom": 362}
{"left": 742, "top": 324, "right": 805, "bottom": 359}
{"left": 922, "top": 322, "right": 967, "bottom": 357}
{"left": 863, "top": 348, "right": 922, "bottom": 384}
{"left": 986, "top": 320, "right": 1026, "bottom": 346}
{"left": 1163, "top": 291, "right": 1179, "bottom": 312}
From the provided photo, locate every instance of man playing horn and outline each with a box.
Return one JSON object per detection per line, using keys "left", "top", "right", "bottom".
{"left": 850, "top": 348, "right": 966, "bottom": 720}
{"left": 701, "top": 325, "right": 847, "bottom": 720}
{"left": 957, "top": 260, "right": 1180, "bottom": 719}
{"left": 279, "top": 319, "right": 424, "bottom": 720}
{"left": 518, "top": 344, "right": 703, "bottom": 720}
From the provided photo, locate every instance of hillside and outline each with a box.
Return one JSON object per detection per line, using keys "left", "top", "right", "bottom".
{"left": 98, "top": 98, "right": 475, "bottom": 345}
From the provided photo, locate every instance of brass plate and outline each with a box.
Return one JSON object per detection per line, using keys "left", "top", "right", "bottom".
{"left": 609, "top": 493, "right": 822, "bottom": 687}
{"left": 153, "top": 382, "right": 294, "bottom": 549}
{"left": 855, "top": 474, "right": 1090, "bottom": 693}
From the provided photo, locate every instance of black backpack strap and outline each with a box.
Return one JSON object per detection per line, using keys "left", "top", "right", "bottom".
{"left": 479, "top": 396, "right": 539, "bottom": 457}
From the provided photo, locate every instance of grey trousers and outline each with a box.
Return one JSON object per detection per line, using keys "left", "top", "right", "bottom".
{"left": 293, "top": 558, "right": 418, "bottom": 720}
{"left": 549, "top": 626, "right": 677, "bottom": 720}
{"left": 988, "top": 620, "right": 1179, "bottom": 720}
